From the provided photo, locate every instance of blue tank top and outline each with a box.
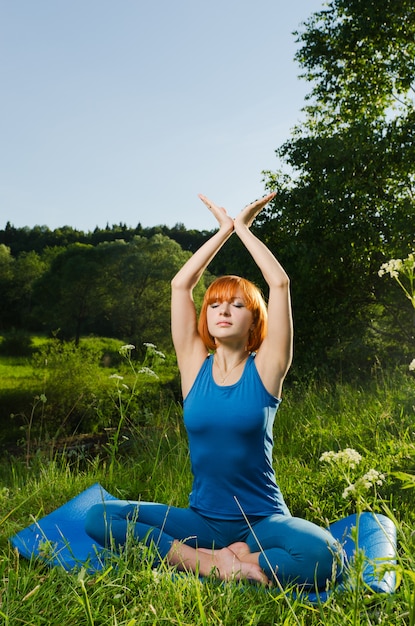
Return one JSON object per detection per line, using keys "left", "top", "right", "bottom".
{"left": 183, "top": 354, "right": 290, "bottom": 519}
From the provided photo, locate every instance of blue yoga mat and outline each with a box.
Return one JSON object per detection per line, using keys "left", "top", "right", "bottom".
{"left": 10, "top": 483, "right": 397, "bottom": 598}
{"left": 306, "top": 511, "right": 397, "bottom": 603}
{"left": 10, "top": 483, "right": 118, "bottom": 571}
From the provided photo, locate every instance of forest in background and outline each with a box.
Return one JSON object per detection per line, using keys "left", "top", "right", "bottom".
{"left": 0, "top": 208, "right": 413, "bottom": 383}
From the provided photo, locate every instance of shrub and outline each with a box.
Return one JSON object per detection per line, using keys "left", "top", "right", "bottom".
{"left": 0, "top": 329, "right": 34, "bottom": 357}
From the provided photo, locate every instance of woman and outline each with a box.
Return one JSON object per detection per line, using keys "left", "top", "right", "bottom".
{"left": 85, "top": 192, "right": 341, "bottom": 588}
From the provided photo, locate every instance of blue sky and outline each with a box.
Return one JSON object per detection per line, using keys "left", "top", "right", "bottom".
{"left": 1, "top": 0, "right": 324, "bottom": 232}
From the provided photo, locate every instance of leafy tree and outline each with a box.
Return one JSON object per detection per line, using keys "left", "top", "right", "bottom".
{"left": 32, "top": 235, "right": 203, "bottom": 350}
{"left": 99, "top": 234, "right": 205, "bottom": 351}
{"left": 9, "top": 251, "right": 47, "bottom": 329}
{"left": 262, "top": 0, "right": 415, "bottom": 377}
{"left": 0, "top": 246, "right": 47, "bottom": 330}
{"left": 0, "top": 244, "right": 14, "bottom": 330}
{"left": 296, "top": 0, "right": 415, "bottom": 125}
{"left": 0, "top": 244, "right": 13, "bottom": 281}
{"left": 33, "top": 243, "right": 105, "bottom": 344}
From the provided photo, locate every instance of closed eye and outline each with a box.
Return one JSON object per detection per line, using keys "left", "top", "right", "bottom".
{"left": 209, "top": 299, "right": 246, "bottom": 308}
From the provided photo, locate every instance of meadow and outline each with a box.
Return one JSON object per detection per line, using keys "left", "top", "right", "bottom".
{"left": 1, "top": 341, "right": 415, "bottom": 625}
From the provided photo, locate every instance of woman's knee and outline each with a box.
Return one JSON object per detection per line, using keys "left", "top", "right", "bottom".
{"left": 287, "top": 518, "right": 343, "bottom": 582}
{"left": 307, "top": 528, "right": 343, "bottom": 584}
{"left": 85, "top": 503, "right": 107, "bottom": 543}
{"left": 251, "top": 515, "right": 343, "bottom": 587}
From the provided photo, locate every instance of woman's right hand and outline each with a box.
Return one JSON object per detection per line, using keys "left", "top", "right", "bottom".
{"left": 234, "top": 192, "right": 276, "bottom": 230}
{"left": 198, "top": 194, "right": 234, "bottom": 233}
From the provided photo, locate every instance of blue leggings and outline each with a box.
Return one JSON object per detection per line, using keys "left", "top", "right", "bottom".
{"left": 85, "top": 501, "right": 342, "bottom": 588}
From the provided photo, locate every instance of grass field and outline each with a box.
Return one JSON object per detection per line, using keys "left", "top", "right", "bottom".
{"left": 1, "top": 350, "right": 415, "bottom": 624}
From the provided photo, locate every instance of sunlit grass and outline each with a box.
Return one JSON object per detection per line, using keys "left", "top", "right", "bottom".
{"left": 1, "top": 355, "right": 415, "bottom": 624}
{"left": 0, "top": 357, "right": 36, "bottom": 383}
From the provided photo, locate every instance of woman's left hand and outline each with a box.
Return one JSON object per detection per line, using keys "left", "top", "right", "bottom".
{"left": 198, "top": 194, "right": 234, "bottom": 232}
{"left": 234, "top": 192, "right": 276, "bottom": 229}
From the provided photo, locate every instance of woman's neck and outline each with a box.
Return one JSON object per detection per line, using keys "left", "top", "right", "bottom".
{"left": 213, "top": 347, "right": 249, "bottom": 385}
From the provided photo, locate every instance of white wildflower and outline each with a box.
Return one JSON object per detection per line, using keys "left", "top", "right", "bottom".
{"left": 319, "top": 451, "right": 336, "bottom": 463}
{"left": 138, "top": 367, "right": 159, "bottom": 379}
{"left": 154, "top": 349, "right": 166, "bottom": 359}
{"left": 119, "top": 344, "right": 135, "bottom": 356}
{"left": 342, "top": 484, "right": 356, "bottom": 499}
{"left": 362, "top": 468, "right": 385, "bottom": 487}
{"left": 342, "top": 469, "right": 385, "bottom": 500}
{"left": 143, "top": 342, "right": 156, "bottom": 349}
{"left": 109, "top": 374, "right": 124, "bottom": 380}
{"left": 338, "top": 448, "right": 363, "bottom": 468}
{"left": 378, "top": 258, "right": 403, "bottom": 278}
{"left": 409, "top": 359, "right": 415, "bottom": 372}
{"left": 319, "top": 448, "right": 362, "bottom": 469}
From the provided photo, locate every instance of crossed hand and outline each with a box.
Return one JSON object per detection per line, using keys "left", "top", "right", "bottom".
{"left": 198, "top": 192, "right": 276, "bottom": 231}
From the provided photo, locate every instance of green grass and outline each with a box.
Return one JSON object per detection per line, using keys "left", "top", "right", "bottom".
{"left": 0, "top": 356, "right": 35, "bottom": 377}
{"left": 0, "top": 338, "right": 180, "bottom": 451}
{"left": 0, "top": 355, "right": 43, "bottom": 403}
{"left": 1, "top": 368, "right": 415, "bottom": 624}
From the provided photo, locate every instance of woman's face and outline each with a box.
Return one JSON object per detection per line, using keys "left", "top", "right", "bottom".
{"left": 206, "top": 290, "right": 254, "bottom": 344}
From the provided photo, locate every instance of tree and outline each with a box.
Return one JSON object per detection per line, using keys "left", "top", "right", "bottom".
{"left": 8, "top": 251, "right": 47, "bottom": 329}
{"left": 33, "top": 243, "right": 105, "bottom": 344}
{"left": 0, "top": 244, "right": 14, "bottom": 330}
{"left": 296, "top": 0, "right": 415, "bottom": 125}
{"left": 99, "top": 234, "right": 206, "bottom": 351}
{"left": 32, "top": 235, "right": 203, "bottom": 349}
{"left": 262, "top": 0, "right": 415, "bottom": 377}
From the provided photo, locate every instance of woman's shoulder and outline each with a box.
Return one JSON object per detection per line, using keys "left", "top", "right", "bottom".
{"left": 248, "top": 353, "right": 282, "bottom": 401}
{"left": 182, "top": 354, "right": 212, "bottom": 402}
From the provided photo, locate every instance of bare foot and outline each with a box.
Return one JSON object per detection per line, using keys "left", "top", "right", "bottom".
{"left": 227, "top": 542, "right": 252, "bottom": 560}
{"left": 229, "top": 542, "right": 278, "bottom": 586}
{"left": 199, "top": 546, "right": 269, "bottom": 585}
{"left": 167, "top": 540, "right": 269, "bottom": 585}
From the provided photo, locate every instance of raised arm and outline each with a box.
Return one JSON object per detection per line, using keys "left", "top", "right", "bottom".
{"left": 171, "top": 197, "right": 234, "bottom": 397}
{"left": 233, "top": 194, "right": 293, "bottom": 397}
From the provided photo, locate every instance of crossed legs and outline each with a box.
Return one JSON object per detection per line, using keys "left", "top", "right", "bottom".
{"left": 85, "top": 501, "right": 341, "bottom": 588}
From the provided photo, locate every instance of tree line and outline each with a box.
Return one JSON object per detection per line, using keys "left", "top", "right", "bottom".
{"left": 1, "top": 0, "right": 414, "bottom": 380}
{"left": 0, "top": 232, "right": 205, "bottom": 352}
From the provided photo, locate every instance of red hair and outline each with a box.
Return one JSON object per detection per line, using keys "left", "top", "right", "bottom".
{"left": 198, "top": 275, "right": 268, "bottom": 352}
